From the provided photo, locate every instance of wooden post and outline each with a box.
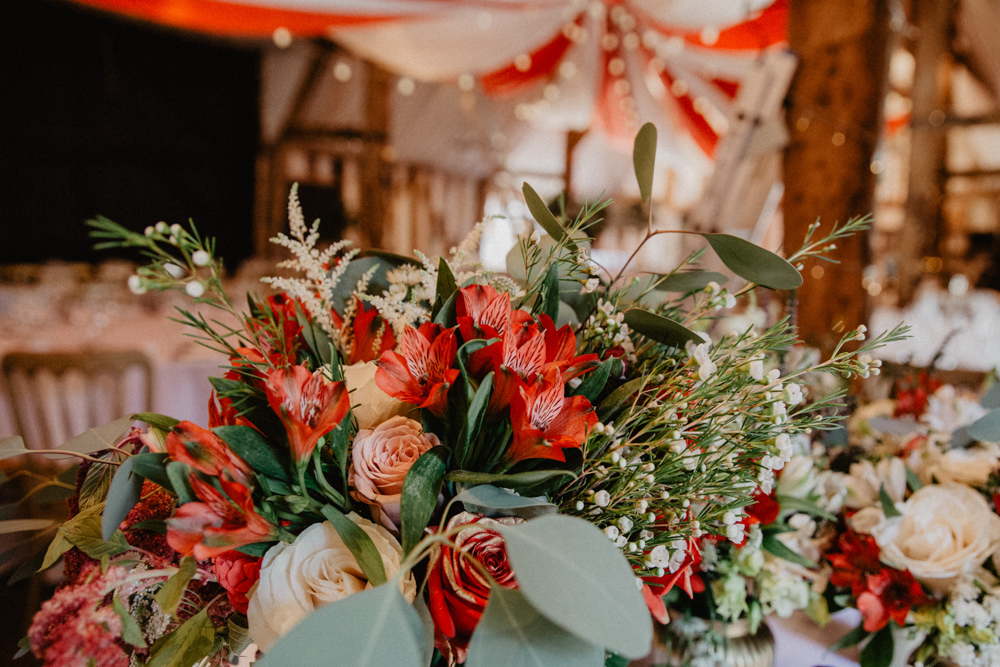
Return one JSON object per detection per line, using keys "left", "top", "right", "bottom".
{"left": 359, "top": 63, "right": 392, "bottom": 248}
{"left": 898, "top": 0, "right": 953, "bottom": 304}
{"left": 782, "top": 0, "right": 892, "bottom": 352}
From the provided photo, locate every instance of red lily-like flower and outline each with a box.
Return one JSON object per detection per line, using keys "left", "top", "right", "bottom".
{"left": 508, "top": 364, "right": 597, "bottom": 463}
{"left": 745, "top": 489, "right": 781, "bottom": 527}
{"left": 246, "top": 293, "right": 303, "bottom": 363}
{"left": 375, "top": 323, "right": 460, "bottom": 418}
{"left": 264, "top": 364, "right": 350, "bottom": 464}
{"left": 456, "top": 284, "right": 511, "bottom": 341}
{"left": 207, "top": 391, "right": 259, "bottom": 432}
{"left": 339, "top": 296, "right": 397, "bottom": 364}
{"left": 166, "top": 420, "right": 251, "bottom": 484}
{"left": 857, "top": 568, "right": 931, "bottom": 632}
{"left": 166, "top": 474, "right": 277, "bottom": 560}
{"left": 827, "top": 527, "right": 884, "bottom": 598}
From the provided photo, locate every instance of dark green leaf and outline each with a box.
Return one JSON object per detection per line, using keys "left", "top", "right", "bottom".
{"left": 700, "top": 233, "right": 803, "bottom": 290}
{"left": 775, "top": 495, "right": 835, "bottom": 521}
{"left": 433, "top": 291, "right": 458, "bottom": 328}
{"left": 829, "top": 623, "right": 869, "bottom": 652}
{"left": 540, "top": 263, "right": 560, "bottom": 322}
{"left": 968, "top": 409, "right": 1000, "bottom": 442}
{"left": 432, "top": 257, "right": 459, "bottom": 321}
{"left": 632, "top": 122, "right": 657, "bottom": 205}
{"left": 879, "top": 484, "right": 901, "bottom": 518}
{"left": 905, "top": 466, "right": 923, "bottom": 492}
{"left": 235, "top": 541, "right": 274, "bottom": 557}
{"left": 113, "top": 595, "right": 147, "bottom": 647}
{"left": 496, "top": 515, "right": 651, "bottom": 658}
{"left": 256, "top": 578, "right": 425, "bottom": 667}
{"left": 622, "top": 309, "right": 702, "bottom": 347}
{"left": 227, "top": 614, "right": 252, "bottom": 657}
{"left": 400, "top": 447, "right": 449, "bottom": 556}
{"left": 462, "top": 372, "right": 493, "bottom": 463}
{"left": 319, "top": 506, "right": 387, "bottom": 586}
{"left": 523, "top": 182, "right": 571, "bottom": 246}
{"left": 130, "top": 452, "right": 172, "bottom": 491}
{"left": 597, "top": 378, "right": 645, "bottom": 421}
{"left": 132, "top": 412, "right": 180, "bottom": 431}
{"left": 446, "top": 470, "right": 573, "bottom": 490}
{"left": 166, "top": 462, "right": 195, "bottom": 504}
{"left": 79, "top": 450, "right": 126, "bottom": 510}
{"left": 328, "top": 419, "right": 352, "bottom": 495}
{"left": 213, "top": 425, "right": 291, "bottom": 482}
{"left": 604, "top": 653, "right": 630, "bottom": 667}
{"left": 128, "top": 519, "right": 167, "bottom": 534}
{"left": 453, "top": 485, "right": 556, "bottom": 519}
{"left": 466, "top": 586, "right": 604, "bottom": 667}
{"left": 146, "top": 607, "right": 216, "bottom": 667}
{"left": 570, "top": 358, "right": 614, "bottom": 402}
{"left": 653, "top": 271, "right": 729, "bottom": 293}
{"left": 155, "top": 556, "right": 197, "bottom": 617}
{"left": 860, "top": 625, "right": 894, "bottom": 667}
{"left": 761, "top": 534, "right": 817, "bottom": 568}
{"left": 102, "top": 457, "right": 144, "bottom": 540}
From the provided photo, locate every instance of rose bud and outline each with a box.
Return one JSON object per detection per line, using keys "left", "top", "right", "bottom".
{"left": 427, "top": 512, "right": 522, "bottom": 665}
{"left": 349, "top": 416, "right": 441, "bottom": 530}
{"left": 214, "top": 550, "right": 262, "bottom": 615}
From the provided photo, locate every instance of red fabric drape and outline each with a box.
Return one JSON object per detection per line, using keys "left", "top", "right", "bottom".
{"left": 480, "top": 22, "right": 579, "bottom": 96}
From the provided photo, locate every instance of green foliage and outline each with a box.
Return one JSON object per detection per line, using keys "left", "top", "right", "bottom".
{"left": 146, "top": 608, "right": 217, "bottom": 667}
{"left": 761, "top": 534, "right": 817, "bottom": 569}
{"left": 968, "top": 409, "right": 1000, "bottom": 442}
{"left": 101, "top": 456, "right": 145, "bottom": 540}
{"left": 445, "top": 470, "right": 573, "bottom": 490}
{"left": 860, "top": 625, "right": 894, "bottom": 667}
{"left": 319, "top": 506, "right": 387, "bottom": 586}
{"left": 155, "top": 556, "right": 198, "bottom": 617}
{"left": 632, "top": 123, "right": 657, "bottom": 205}
{"left": 522, "top": 183, "right": 570, "bottom": 246}
{"left": 700, "top": 233, "right": 803, "bottom": 290}
{"left": 214, "top": 425, "right": 291, "bottom": 483}
{"left": 653, "top": 270, "right": 728, "bottom": 293}
{"left": 132, "top": 412, "right": 180, "bottom": 431}
{"left": 113, "top": 595, "right": 148, "bottom": 648}
{"left": 622, "top": 309, "right": 702, "bottom": 347}
{"left": 400, "top": 447, "right": 448, "bottom": 556}
{"left": 879, "top": 484, "right": 902, "bottom": 518}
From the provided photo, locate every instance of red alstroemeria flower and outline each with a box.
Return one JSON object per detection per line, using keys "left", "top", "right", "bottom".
{"left": 246, "top": 293, "right": 303, "bottom": 363}
{"left": 827, "top": 527, "right": 883, "bottom": 598}
{"left": 539, "top": 314, "right": 599, "bottom": 377}
{"left": 746, "top": 489, "right": 781, "bottom": 527}
{"left": 166, "top": 420, "right": 251, "bottom": 484}
{"left": 456, "top": 284, "right": 511, "bottom": 342}
{"left": 508, "top": 365, "right": 597, "bottom": 463}
{"left": 857, "top": 568, "right": 931, "bottom": 632}
{"left": 340, "top": 296, "right": 397, "bottom": 364}
{"left": 375, "top": 323, "right": 460, "bottom": 418}
{"left": 264, "top": 364, "right": 350, "bottom": 464}
{"left": 207, "top": 391, "right": 258, "bottom": 432}
{"left": 166, "top": 475, "right": 277, "bottom": 560}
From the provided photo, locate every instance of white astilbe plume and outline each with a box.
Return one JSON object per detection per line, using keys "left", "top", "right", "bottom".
{"left": 261, "top": 185, "right": 357, "bottom": 341}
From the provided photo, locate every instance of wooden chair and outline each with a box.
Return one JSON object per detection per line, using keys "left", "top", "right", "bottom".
{"left": 2, "top": 350, "right": 153, "bottom": 451}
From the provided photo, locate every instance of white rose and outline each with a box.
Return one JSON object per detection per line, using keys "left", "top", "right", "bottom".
{"left": 920, "top": 385, "right": 988, "bottom": 434}
{"left": 911, "top": 444, "right": 1000, "bottom": 487}
{"left": 870, "top": 483, "right": 1000, "bottom": 595}
{"left": 246, "top": 516, "right": 416, "bottom": 652}
{"left": 343, "top": 361, "right": 408, "bottom": 430}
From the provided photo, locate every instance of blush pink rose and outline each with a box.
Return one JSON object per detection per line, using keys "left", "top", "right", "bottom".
{"left": 349, "top": 416, "right": 440, "bottom": 529}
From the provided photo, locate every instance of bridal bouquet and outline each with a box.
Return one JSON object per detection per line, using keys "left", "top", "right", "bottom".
{"left": 4, "top": 125, "right": 902, "bottom": 667}
{"left": 816, "top": 373, "right": 1000, "bottom": 667}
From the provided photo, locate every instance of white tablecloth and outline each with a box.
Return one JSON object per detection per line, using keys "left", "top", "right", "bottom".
{"left": 771, "top": 609, "right": 862, "bottom": 667}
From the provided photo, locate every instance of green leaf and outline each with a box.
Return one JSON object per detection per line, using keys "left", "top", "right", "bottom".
{"left": 227, "top": 614, "right": 252, "bottom": 657}
{"left": 968, "top": 408, "right": 1000, "bottom": 442}
{"left": 700, "top": 233, "right": 803, "bottom": 290}
{"left": 622, "top": 309, "right": 702, "bottom": 347}
{"left": 256, "top": 579, "right": 426, "bottom": 667}
{"left": 905, "top": 466, "right": 923, "bottom": 492}
{"left": 829, "top": 623, "right": 868, "bottom": 652}
{"left": 0, "top": 519, "right": 56, "bottom": 534}
{"left": 130, "top": 452, "right": 172, "bottom": 491}
{"left": 462, "top": 372, "right": 493, "bottom": 463}
{"left": 653, "top": 271, "right": 728, "bottom": 293}
{"left": 982, "top": 383, "right": 1000, "bottom": 409}
{"left": 128, "top": 519, "right": 167, "bottom": 534}
{"left": 132, "top": 412, "right": 180, "bottom": 431}
{"left": 235, "top": 541, "right": 274, "bottom": 558}
{"left": 53, "top": 417, "right": 133, "bottom": 459}
{"left": 540, "top": 263, "right": 560, "bottom": 322}
{"left": 761, "top": 534, "right": 817, "bottom": 568}
{"left": 79, "top": 450, "right": 126, "bottom": 510}
{"left": 433, "top": 290, "right": 459, "bottom": 328}
{"left": 319, "top": 506, "right": 387, "bottom": 586}
{"left": 453, "top": 485, "right": 556, "bottom": 519}
{"left": 166, "top": 462, "right": 195, "bottom": 504}
{"left": 570, "top": 358, "right": 615, "bottom": 403}
{"left": 102, "top": 457, "right": 144, "bottom": 540}
{"left": 155, "top": 556, "right": 197, "bottom": 617}
{"left": 775, "top": 495, "right": 835, "bottom": 521}
{"left": 400, "top": 446, "right": 448, "bottom": 556}
{"left": 432, "top": 257, "right": 459, "bottom": 321}
{"left": 14, "top": 635, "right": 31, "bottom": 659}
{"left": 61, "top": 514, "right": 129, "bottom": 559}
{"left": 632, "top": 122, "right": 657, "bottom": 205}
{"left": 597, "top": 378, "right": 645, "bottom": 421}
{"left": 466, "top": 586, "right": 604, "bottom": 667}
{"left": 879, "top": 484, "right": 901, "bottom": 518}
{"left": 146, "top": 607, "right": 216, "bottom": 667}
{"left": 522, "top": 182, "right": 570, "bottom": 246}
{"left": 496, "top": 515, "right": 651, "bottom": 659}
{"left": 113, "top": 595, "right": 147, "bottom": 648}
{"left": 213, "top": 425, "right": 291, "bottom": 482}
{"left": 860, "top": 625, "right": 894, "bottom": 667}
{"left": 604, "top": 653, "right": 630, "bottom": 667}
{"left": 38, "top": 529, "right": 73, "bottom": 572}
{"left": 446, "top": 470, "right": 573, "bottom": 490}
{"left": 413, "top": 596, "right": 436, "bottom": 666}
{"left": 0, "top": 436, "right": 27, "bottom": 460}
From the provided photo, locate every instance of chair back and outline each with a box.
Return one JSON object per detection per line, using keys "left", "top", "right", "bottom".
{"left": 2, "top": 351, "right": 152, "bottom": 450}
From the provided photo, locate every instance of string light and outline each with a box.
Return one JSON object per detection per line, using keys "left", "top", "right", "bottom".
{"left": 397, "top": 77, "right": 416, "bottom": 96}
{"left": 333, "top": 61, "right": 352, "bottom": 82}
{"left": 272, "top": 27, "right": 292, "bottom": 49}
{"left": 514, "top": 53, "right": 532, "bottom": 72}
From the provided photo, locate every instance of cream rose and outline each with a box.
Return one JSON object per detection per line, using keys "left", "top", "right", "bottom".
{"left": 870, "top": 483, "right": 1000, "bottom": 595}
{"left": 350, "top": 416, "right": 441, "bottom": 529}
{"left": 911, "top": 444, "right": 1000, "bottom": 487}
{"left": 246, "top": 516, "right": 416, "bottom": 652}
{"left": 343, "top": 361, "right": 408, "bottom": 430}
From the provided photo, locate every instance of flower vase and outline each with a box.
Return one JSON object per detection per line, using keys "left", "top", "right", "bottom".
{"left": 658, "top": 615, "right": 775, "bottom": 667}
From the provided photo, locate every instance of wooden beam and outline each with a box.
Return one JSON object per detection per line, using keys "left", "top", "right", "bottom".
{"left": 783, "top": 0, "right": 892, "bottom": 353}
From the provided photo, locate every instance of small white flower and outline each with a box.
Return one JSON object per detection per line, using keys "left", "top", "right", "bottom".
{"left": 530, "top": 230, "right": 541, "bottom": 244}
{"left": 648, "top": 545, "right": 670, "bottom": 568}
{"left": 185, "top": 281, "right": 206, "bottom": 298}
{"left": 583, "top": 277, "right": 599, "bottom": 293}
{"left": 155, "top": 221, "right": 169, "bottom": 233}
{"left": 144, "top": 226, "right": 154, "bottom": 236}
{"left": 164, "top": 263, "right": 186, "bottom": 278}
{"left": 618, "top": 516, "right": 634, "bottom": 533}
{"left": 603, "top": 525, "right": 620, "bottom": 540}
{"left": 127, "top": 275, "right": 146, "bottom": 295}
{"left": 593, "top": 490, "right": 611, "bottom": 507}
{"left": 614, "top": 535, "right": 627, "bottom": 548}
{"left": 749, "top": 359, "right": 764, "bottom": 381}
{"left": 170, "top": 223, "right": 182, "bottom": 235}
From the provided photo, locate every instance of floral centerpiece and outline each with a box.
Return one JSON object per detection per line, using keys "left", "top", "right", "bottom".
{"left": 2, "top": 125, "right": 902, "bottom": 667}
{"left": 815, "top": 373, "right": 1000, "bottom": 667}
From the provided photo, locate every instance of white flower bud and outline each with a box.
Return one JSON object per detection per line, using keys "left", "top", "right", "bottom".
{"left": 192, "top": 249, "right": 211, "bottom": 267}
{"left": 144, "top": 226, "right": 155, "bottom": 236}
{"left": 603, "top": 525, "right": 620, "bottom": 540}
{"left": 593, "top": 490, "right": 611, "bottom": 507}
{"left": 127, "top": 275, "right": 146, "bottom": 295}
{"left": 185, "top": 281, "right": 206, "bottom": 298}
{"left": 574, "top": 501, "right": 584, "bottom": 511}
{"left": 170, "top": 223, "right": 182, "bottom": 235}
{"left": 155, "top": 221, "right": 169, "bottom": 233}
{"left": 164, "top": 263, "right": 186, "bottom": 278}
{"left": 618, "top": 517, "right": 634, "bottom": 533}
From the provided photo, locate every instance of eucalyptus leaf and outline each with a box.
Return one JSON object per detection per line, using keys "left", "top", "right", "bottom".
{"left": 453, "top": 485, "right": 556, "bottom": 519}
{"left": 570, "top": 357, "right": 614, "bottom": 402}
{"left": 622, "top": 309, "right": 702, "bottom": 347}
{"left": 102, "top": 457, "right": 144, "bottom": 540}
{"left": 597, "top": 378, "right": 645, "bottom": 421}
{"left": 466, "top": 586, "right": 604, "bottom": 667}
{"left": 256, "top": 580, "right": 426, "bottom": 667}
{"left": 132, "top": 412, "right": 180, "bottom": 432}
{"left": 214, "top": 425, "right": 290, "bottom": 482}
{"left": 653, "top": 271, "right": 729, "bottom": 293}
{"left": 496, "top": 515, "right": 651, "bottom": 658}
{"left": 413, "top": 595, "right": 436, "bottom": 667}
{"left": 700, "top": 233, "right": 803, "bottom": 290}
{"left": 522, "top": 182, "right": 569, "bottom": 245}
{"left": 319, "top": 506, "right": 387, "bottom": 586}
{"left": 446, "top": 470, "right": 573, "bottom": 490}
{"left": 146, "top": 607, "right": 216, "bottom": 667}
{"left": 400, "top": 446, "right": 448, "bottom": 556}
{"left": 632, "top": 123, "right": 657, "bottom": 205}
{"left": 968, "top": 409, "right": 1000, "bottom": 443}
{"left": 155, "top": 556, "right": 197, "bottom": 617}
{"left": 867, "top": 416, "right": 920, "bottom": 436}
{"left": 0, "top": 435, "right": 27, "bottom": 460}
{"left": 53, "top": 417, "right": 133, "bottom": 458}
{"left": 982, "top": 383, "right": 1000, "bottom": 409}
{"left": 113, "top": 595, "right": 147, "bottom": 648}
